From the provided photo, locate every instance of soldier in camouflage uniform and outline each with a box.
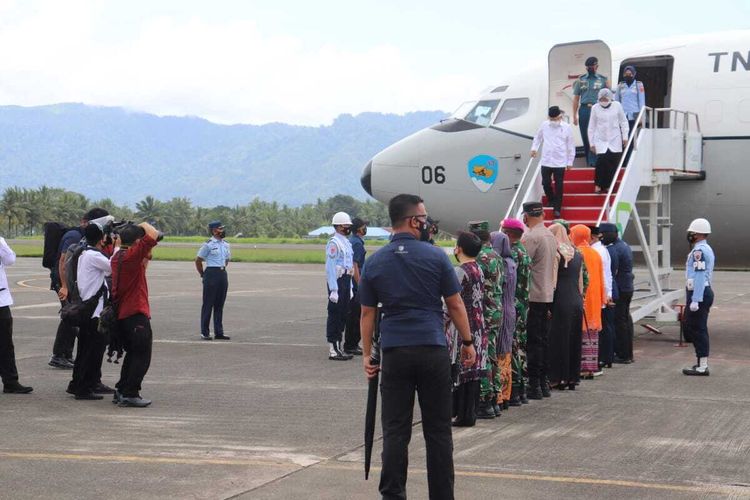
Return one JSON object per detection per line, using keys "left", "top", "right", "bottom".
{"left": 469, "top": 221, "right": 504, "bottom": 419}
{"left": 502, "top": 218, "right": 531, "bottom": 405}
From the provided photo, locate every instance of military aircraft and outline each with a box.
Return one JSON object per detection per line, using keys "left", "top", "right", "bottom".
{"left": 361, "top": 31, "right": 750, "bottom": 267}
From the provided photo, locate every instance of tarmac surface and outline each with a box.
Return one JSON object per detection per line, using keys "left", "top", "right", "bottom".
{"left": 0, "top": 258, "right": 749, "bottom": 499}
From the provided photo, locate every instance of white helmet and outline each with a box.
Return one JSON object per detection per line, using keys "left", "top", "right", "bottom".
{"left": 687, "top": 218, "right": 711, "bottom": 234}
{"left": 331, "top": 212, "right": 352, "bottom": 226}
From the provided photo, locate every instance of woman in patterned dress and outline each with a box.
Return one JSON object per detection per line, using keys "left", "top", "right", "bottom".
{"left": 445, "top": 232, "right": 486, "bottom": 427}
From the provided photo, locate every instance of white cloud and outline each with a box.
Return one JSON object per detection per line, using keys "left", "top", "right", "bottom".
{"left": 0, "top": 1, "right": 481, "bottom": 125}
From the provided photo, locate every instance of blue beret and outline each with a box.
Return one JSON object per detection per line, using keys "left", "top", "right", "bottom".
{"left": 599, "top": 222, "right": 618, "bottom": 233}
{"left": 208, "top": 220, "right": 224, "bottom": 230}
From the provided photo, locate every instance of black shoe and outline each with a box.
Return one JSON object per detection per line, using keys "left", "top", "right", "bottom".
{"left": 93, "top": 383, "right": 115, "bottom": 394}
{"left": 118, "top": 395, "right": 152, "bottom": 407}
{"left": 344, "top": 347, "right": 363, "bottom": 356}
{"left": 508, "top": 393, "right": 522, "bottom": 407}
{"left": 526, "top": 386, "right": 543, "bottom": 400}
{"left": 613, "top": 356, "right": 632, "bottom": 364}
{"left": 477, "top": 401, "right": 495, "bottom": 419}
{"left": 214, "top": 335, "right": 231, "bottom": 340}
{"left": 493, "top": 401, "right": 502, "bottom": 416}
{"left": 112, "top": 390, "right": 122, "bottom": 405}
{"left": 606, "top": 362, "right": 613, "bottom": 368}
{"left": 200, "top": 334, "right": 212, "bottom": 341}
{"left": 555, "top": 383, "right": 567, "bottom": 391}
{"left": 3, "top": 382, "right": 33, "bottom": 394}
{"left": 568, "top": 383, "right": 577, "bottom": 391}
{"left": 502, "top": 401, "right": 510, "bottom": 410}
{"left": 541, "top": 381, "right": 551, "bottom": 398}
{"left": 75, "top": 392, "right": 103, "bottom": 400}
{"left": 49, "top": 355, "right": 74, "bottom": 369}
{"left": 328, "top": 343, "right": 351, "bottom": 360}
{"left": 682, "top": 365, "right": 710, "bottom": 376}
{"left": 553, "top": 210, "right": 561, "bottom": 218}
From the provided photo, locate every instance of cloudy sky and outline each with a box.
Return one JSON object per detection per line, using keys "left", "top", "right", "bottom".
{"left": 0, "top": 0, "right": 745, "bottom": 125}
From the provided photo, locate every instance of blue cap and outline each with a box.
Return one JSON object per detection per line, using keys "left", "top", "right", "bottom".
{"left": 599, "top": 222, "right": 618, "bottom": 233}
{"left": 208, "top": 220, "right": 223, "bottom": 230}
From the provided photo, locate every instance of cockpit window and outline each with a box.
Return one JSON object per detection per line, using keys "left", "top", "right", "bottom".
{"left": 493, "top": 98, "right": 530, "bottom": 124}
{"left": 462, "top": 100, "right": 501, "bottom": 126}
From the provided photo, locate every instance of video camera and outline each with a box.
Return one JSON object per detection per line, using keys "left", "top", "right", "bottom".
{"left": 90, "top": 216, "right": 164, "bottom": 245}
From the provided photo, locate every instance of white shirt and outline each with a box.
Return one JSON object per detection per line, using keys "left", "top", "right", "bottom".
{"left": 77, "top": 248, "right": 111, "bottom": 318}
{"left": 588, "top": 101, "right": 629, "bottom": 154}
{"left": 0, "top": 237, "right": 16, "bottom": 307}
{"left": 591, "top": 240, "right": 613, "bottom": 301}
{"left": 531, "top": 120, "right": 575, "bottom": 168}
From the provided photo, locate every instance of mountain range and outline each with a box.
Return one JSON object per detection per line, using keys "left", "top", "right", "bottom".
{"left": 0, "top": 104, "right": 447, "bottom": 207}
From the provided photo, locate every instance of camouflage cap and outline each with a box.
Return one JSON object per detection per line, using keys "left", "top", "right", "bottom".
{"left": 468, "top": 220, "right": 489, "bottom": 232}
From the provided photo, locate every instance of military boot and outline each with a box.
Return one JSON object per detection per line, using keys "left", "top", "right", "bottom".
{"left": 476, "top": 400, "right": 495, "bottom": 419}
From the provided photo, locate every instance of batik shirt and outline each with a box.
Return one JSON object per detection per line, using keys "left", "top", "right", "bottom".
{"left": 446, "top": 261, "right": 487, "bottom": 384}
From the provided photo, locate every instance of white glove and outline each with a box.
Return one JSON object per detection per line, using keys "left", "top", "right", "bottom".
{"left": 689, "top": 301, "right": 699, "bottom": 312}
{"left": 329, "top": 290, "right": 339, "bottom": 303}
{"left": 350, "top": 287, "right": 354, "bottom": 299}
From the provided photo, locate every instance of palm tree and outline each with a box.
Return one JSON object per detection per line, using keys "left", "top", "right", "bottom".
{"left": 135, "top": 195, "right": 165, "bottom": 228}
{"left": 0, "top": 187, "right": 27, "bottom": 236}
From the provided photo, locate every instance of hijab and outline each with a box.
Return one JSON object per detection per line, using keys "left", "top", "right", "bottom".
{"left": 491, "top": 231, "right": 517, "bottom": 354}
{"left": 549, "top": 223, "right": 575, "bottom": 268}
{"left": 570, "top": 224, "right": 591, "bottom": 248}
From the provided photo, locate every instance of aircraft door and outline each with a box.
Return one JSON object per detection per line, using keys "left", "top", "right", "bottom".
{"left": 548, "top": 40, "right": 612, "bottom": 147}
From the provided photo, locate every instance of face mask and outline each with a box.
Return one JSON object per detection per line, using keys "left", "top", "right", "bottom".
{"left": 550, "top": 119, "right": 561, "bottom": 127}
{"left": 587, "top": 67, "right": 596, "bottom": 75}
{"left": 600, "top": 100, "right": 611, "bottom": 108}
{"left": 453, "top": 250, "right": 460, "bottom": 263}
{"left": 217, "top": 230, "right": 226, "bottom": 239}
{"left": 624, "top": 76, "right": 634, "bottom": 85}
{"left": 361, "top": 228, "right": 367, "bottom": 237}
{"left": 342, "top": 227, "right": 352, "bottom": 236}
{"left": 418, "top": 221, "right": 431, "bottom": 242}
{"left": 687, "top": 233, "right": 697, "bottom": 245}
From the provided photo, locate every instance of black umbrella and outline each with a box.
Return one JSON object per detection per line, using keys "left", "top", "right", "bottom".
{"left": 364, "top": 310, "right": 382, "bottom": 480}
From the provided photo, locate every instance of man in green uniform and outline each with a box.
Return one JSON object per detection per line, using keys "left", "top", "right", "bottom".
{"left": 573, "top": 56, "right": 609, "bottom": 167}
{"left": 469, "top": 221, "right": 504, "bottom": 419}
{"left": 502, "top": 218, "right": 530, "bottom": 406}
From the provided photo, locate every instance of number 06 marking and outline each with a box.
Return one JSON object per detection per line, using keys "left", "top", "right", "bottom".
{"left": 422, "top": 166, "right": 446, "bottom": 184}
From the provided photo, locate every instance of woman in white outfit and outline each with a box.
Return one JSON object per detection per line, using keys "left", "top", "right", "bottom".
{"left": 588, "top": 88, "right": 629, "bottom": 193}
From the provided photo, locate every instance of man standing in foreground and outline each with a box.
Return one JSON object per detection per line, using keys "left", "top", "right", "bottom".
{"left": 359, "top": 194, "right": 476, "bottom": 500}
{"left": 520, "top": 202, "right": 558, "bottom": 400}
{"left": 196, "top": 221, "right": 231, "bottom": 341}
{"left": 325, "top": 212, "right": 354, "bottom": 361}
{"left": 111, "top": 223, "right": 160, "bottom": 407}
{"left": 682, "top": 218, "right": 715, "bottom": 376}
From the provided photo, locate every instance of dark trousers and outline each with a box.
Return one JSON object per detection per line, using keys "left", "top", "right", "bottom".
{"left": 0, "top": 306, "right": 19, "bottom": 385}
{"left": 52, "top": 288, "right": 77, "bottom": 358}
{"left": 599, "top": 306, "right": 615, "bottom": 365}
{"left": 541, "top": 166, "right": 565, "bottom": 212}
{"left": 344, "top": 291, "right": 361, "bottom": 351}
{"left": 685, "top": 288, "right": 713, "bottom": 358}
{"left": 614, "top": 292, "right": 634, "bottom": 361}
{"left": 578, "top": 106, "right": 595, "bottom": 166}
{"left": 116, "top": 314, "right": 153, "bottom": 398}
{"left": 595, "top": 150, "right": 622, "bottom": 191}
{"left": 70, "top": 316, "right": 107, "bottom": 395}
{"left": 526, "top": 302, "right": 551, "bottom": 385}
{"left": 380, "top": 345, "right": 454, "bottom": 500}
{"left": 326, "top": 275, "right": 351, "bottom": 344}
{"left": 201, "top": 268, "right": 228, "bottom": 336}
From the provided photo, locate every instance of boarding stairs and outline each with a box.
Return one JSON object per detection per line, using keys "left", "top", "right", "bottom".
{"left": 505, "top": 107, "right": 704, "bottom": 322}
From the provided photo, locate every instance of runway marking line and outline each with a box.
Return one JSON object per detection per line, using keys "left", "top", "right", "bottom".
{"left": 0, "top": 451, "right": 744, "bottom": 496}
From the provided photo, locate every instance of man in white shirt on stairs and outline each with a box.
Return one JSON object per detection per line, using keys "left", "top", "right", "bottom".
{"left": 588, "top": 88, "right": 629, "bottom": 194}
{"left": 531, "top": 106, "right": 575, "bottom": 219}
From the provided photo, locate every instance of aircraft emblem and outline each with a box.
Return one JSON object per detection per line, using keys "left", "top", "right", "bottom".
{"left": 467, "top": 155, "right": 499, "bottom": 193}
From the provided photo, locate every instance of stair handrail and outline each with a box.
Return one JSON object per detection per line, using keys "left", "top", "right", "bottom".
{"left": 504, "top": 155, "right": 539, "bottom": 220}
{"left": 595, "top": 105, "right": 652, "bottom": 226}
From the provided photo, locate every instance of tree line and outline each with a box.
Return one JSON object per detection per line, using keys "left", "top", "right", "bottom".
{"left": 0, "top": 186, "right": 390, "bottom": 238}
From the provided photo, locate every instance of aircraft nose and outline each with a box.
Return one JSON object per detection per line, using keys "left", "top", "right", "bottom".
{"left": 361, "top": 160, "right": 372, "bottom": 196}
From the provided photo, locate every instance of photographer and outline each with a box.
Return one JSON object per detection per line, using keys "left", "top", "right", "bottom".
{"left": 49, "top": 207, "right": 109, "bottom": 369}
{"left": 110, "top": 222, "right": 160, "bottom": 408}
{"left": 68, "top": 223, "right": 112, "bottom": 400}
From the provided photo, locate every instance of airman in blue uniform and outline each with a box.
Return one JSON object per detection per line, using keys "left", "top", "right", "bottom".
{"left": 326, "top": 212, "right": 354, "bottom": 360}
{"left": 344, "top": 217, "right": 368, "bottom": 356}
{"left": 573, "top": 56, "right": 609, "bottom": 167}
{"left": 196, "top": 221, "right": 231, "bottom": 340}
{"left": 614, "top": 65, "right": 646, "bottom": 130}
{"left": 683, "top": 218, "right": 715, "bottom": 376}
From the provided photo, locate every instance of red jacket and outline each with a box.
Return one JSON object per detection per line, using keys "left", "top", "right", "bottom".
{"left": 111, "top": 235, "right": 157, "bottom": 320}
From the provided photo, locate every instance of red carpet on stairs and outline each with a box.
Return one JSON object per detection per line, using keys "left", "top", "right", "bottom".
{"left": 540, "top": 167, "right": 625, "bottom": 227}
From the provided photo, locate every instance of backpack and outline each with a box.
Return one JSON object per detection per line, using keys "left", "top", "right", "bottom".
{"left": 59, "top": 245, "right": 107, "bottom": 327}
{"left": 42, "top": 222, "right": 76, "bottom": 269}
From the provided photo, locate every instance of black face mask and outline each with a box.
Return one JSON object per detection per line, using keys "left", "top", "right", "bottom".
{"left": 687, "top": 233, "right": 698, "bottom": 245}
{"left": 602, "top": 233, "right": 617, "bottom": 245}
{"left": 453, "top": 251, "right": 460, "bottom": 263}
{"left": 217, "top": 230, "right": 226, "bottom": 239}
{"left": 361, "top": 228, "right": 367, "bottom": 237}
{"left": 342, "top": 227, "right": 352, "bottom": 236}
{"left": 624, "top": 76, "right": 634, "bottom": 85}
{"left": 587, "top": 66, "right": 596, "bottom": 75}
{"left": 417, "top": 220, "right": 431, "bottom": 242}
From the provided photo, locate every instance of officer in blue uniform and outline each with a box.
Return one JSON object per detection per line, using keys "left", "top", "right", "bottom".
{"left": 326, "top": 212, "right": 354, "bottom": 360}
{"left": 195, "top": 221, "right": 231, "bottom": 340}
{"left": 600, "top": 222, "right": 634, "bottom": 363}
{"left": 614, "top": 65, "right": 646, "bottom": 132}
{"left": 344, "top": 217, "right": 368, "bottom": 356}
{"left": 573, "top": 56, "right": 609, "bottom": 167}
{"left": 683, "top": 218, "right": 715, "bottom": 376}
